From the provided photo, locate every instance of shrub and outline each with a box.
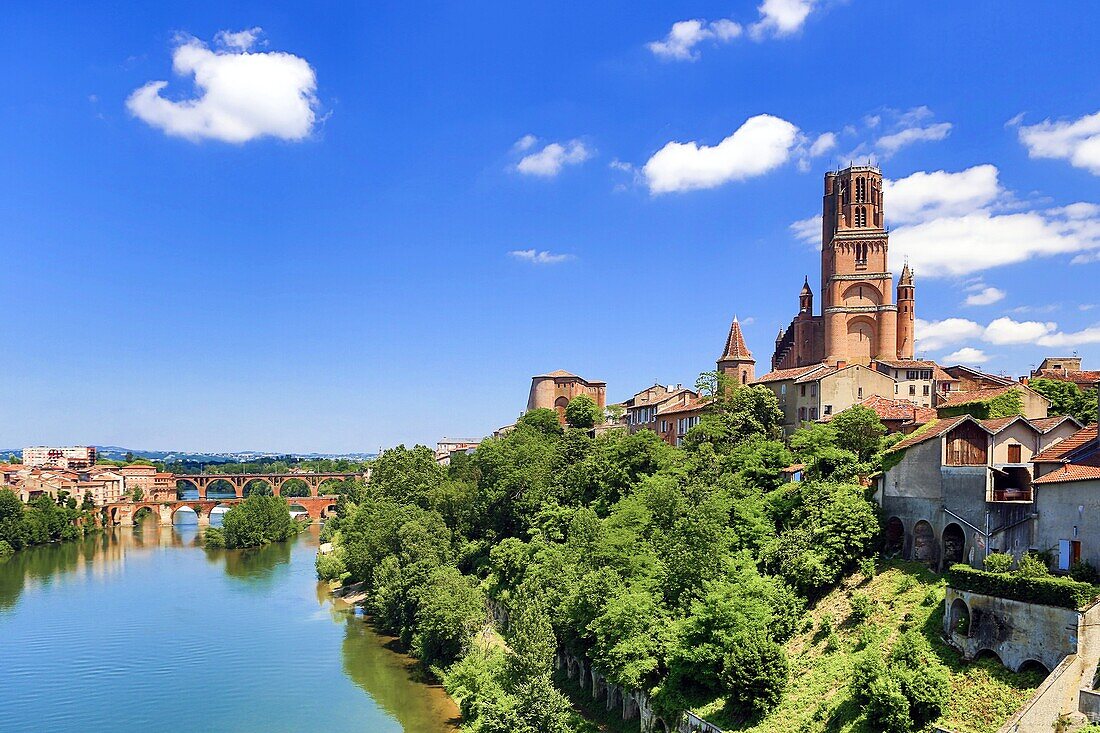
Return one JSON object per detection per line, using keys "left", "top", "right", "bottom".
{"left": 897, "top": 575, "right": 916, "bottom": 593}
{"left": 819, "top": 613, "right": 834, "bottom": 635}
{"left": 315, "top": 550, "right": 348, "bottom": 582}
{"left": 0, "top": 539, "right": 13, "bottom": 557}
{"left": 922, "top": 588, "right": 939, "bottom": 607}
{"left": 850, "top": 591, "right": 875, "bottom": 622}
{"left": 850, "top": 647, "right": 886, "bottom": 702}
{"left": 895, "top": 662, "right": 950, "bottom": 728}
{"left": 859, "top": 557, "right": 876, "bottom": 581}
{"left": 983, "top": 552, "right": 1013, "bottom": 574}
{"left": 203, "top": 527, "right": 226, "bottom": 549}
{"left": 825, "top": 631, "right": 842, "bottom": 653}
{"left": 1071, "top": 561, "right": 1100, "bottom": 585}
{"left": 865, "top": 673, "right": 911, "bottom": 733}
{"left": 1016, "top": 552, "right": 1050, "bottom": 579}
{"left": 722, "top": 630, "right": 788, "bottom": 719}
{"left": 947, "top": 564, "right": 1097, "bottom": 609}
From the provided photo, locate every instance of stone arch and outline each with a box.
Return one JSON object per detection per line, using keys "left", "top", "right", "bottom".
{"left": 171, "top": 505, "right": 200, "bottom": 525}
{"left": 287, "top": 503, "right": 309, "bottom": 519}
{"left": 133, "top": 505, "right": 158, "bottom": 523}
{"left": 608, "top": 685, "right": 623, "bottom": 712}
{"left": 554, "top": 396, "right": 570, "bottom": 422}
{"left": 320, "top": 503, "right": 338, "bottom": 520}
{"left": 316, "top": 478, "right": 345, "bottom": 496}
{"left": 846, "top": 317, "right": 876, "bottom": 363}
{"left": 279, "top": 478, "right": 312, "bottom": 498}
{"left": 1018, "top": 659, "right": 1050, "bottom": 676}
{"left": 842, "top": 282, "right": 882, "bottom": 307}
{"left": 884, "top": 516, "right": 905, "bottom": 555}
{"left": 623, "top": 692, "right": 640, "bottom": 721}
{"left": 209, "top": 503, "right": 234, "bottom": 523}
{"left": 205, "top": 479, "right": 238, "bottom": 499}
{"left": 175, "top": 478, "right": 199, "bottom": 500}
{"left": 949, "top": 598, "right": 970, "bottom": 637}
{"left": 913, "top": 520, "right": 937, "bottom": 565}
{"left": 975, "top": 648, "right": 1003, "bottom": 665}
{"left": 942, "top": 523, "right": 966, "bottom": 567}
{"left": 242, "top": 478, "right": 273, "bottom": 497}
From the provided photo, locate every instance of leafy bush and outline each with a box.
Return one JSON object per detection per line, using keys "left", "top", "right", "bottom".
{"left": 850, "top": 647, "right": 886, "bottom": 702}
{"left": 315, "top": 549, "right": 347, "bottom": 582}
{"left": 203, "top": 527, "right": 226, "bottom": 548}
{"left": 722, "top": 630, "right": 788, "bottom": 720}
{"left": 983, "top": 552, "right": 1013, "bottom": 574}
{"left": 859, "top": 557, "right": 877, "bottom": 581}
{"left": 1071, "top": 561, "right": 1100, "bottom": 584}
{"left": 850, "top": 591, "right": 875, "bottom": 622}
{"left": 0, "top": 539, "right": 13, "bottom": 557}
{"left": 866, "top": 673, "right": 911, "bottom": 733}
{"left": 1016, "top": 552, "right": 1050, "bottom": 578}
{"left": 220, "top": 494, "right": 300, "bottom": 549}
{"left": 948, "top": 563, "right": 1097, "bottom": 609}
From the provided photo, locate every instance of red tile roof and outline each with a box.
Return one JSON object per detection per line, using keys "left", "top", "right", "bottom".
{"left": 1030, "top": 369, "right": 1100, "bottom": 387}
{"left": 1032, "top": 425, "right": 1099, "bottom": 463}
{"left": 937, "top": 385, "right": 1021, "bottom": 408}
{"left": 979, "top": 416, "right": 1034, "bottom": 433}
{"left": 825, "top": 395, "right": 935, "bottom": 425}
{"left": 1033, "top": 444, "right": 1100, "bottom": 484}
{"left": 658, "top": 397, "right": 712, "bottom": 416}
{"left": 944, "top": 365, "right": 1015, "bottom": 386}
{"left": 888, "top": 415, "right": 973, "bottom": 452}
{"left": 874, "top": 359, "right": 942, "bottom": 369}
{"left": 1031, "top": 415, "right": 1084, "bottom": 433}
{"left": 753, "top": 364, "right": 829, "bottom": 384}
{"left": 718, "top": 317, "right": 753, "bottom": 361}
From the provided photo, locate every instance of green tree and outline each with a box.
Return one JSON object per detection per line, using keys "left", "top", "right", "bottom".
{"left": 564, "top": 394, "right": 601, "bottom": 429}
{"left": 368, "top": 445, "right": 445, "bottom": 506}
{"left": 1030, "top": 378, "right": 1099, "bottom": 425}
{"left": 0, "top": 489, "right": 28, "bottom": 550}
{"left": 215, "top": 494, "right": 299, "bottom": 549}
{"left": 412, "top": 565, "right": 486, "bottom": 668}
{"left": 830, "top": 405, "right": 887, "bottom": 463}
{"left": 517, "top": 408, "right": 563, "bottom": 436}
{"left": 81, "top": 491, "right": 94, "bottom": 511}
{"left": 722, "top": 628, "right": 788, "bottom": 720}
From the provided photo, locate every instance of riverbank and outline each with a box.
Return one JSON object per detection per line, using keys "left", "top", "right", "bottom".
{"left": 0, "top": 520, "right": 463, "bottom": 732}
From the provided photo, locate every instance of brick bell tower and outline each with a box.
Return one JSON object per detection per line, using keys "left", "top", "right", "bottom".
{"left": 821, "top": 165, "right": 899, "bottom": 365}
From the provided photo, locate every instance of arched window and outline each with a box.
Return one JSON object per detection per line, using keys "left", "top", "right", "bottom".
{"left": 855, "top": 206, "right": 867, "bottom": 227}
{"left": 856, "top": 177, "right": 866, "bottom": 203}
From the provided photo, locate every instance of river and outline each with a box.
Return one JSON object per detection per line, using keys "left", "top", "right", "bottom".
{"left": 0, "top": 518, "right": 460, "bottom": 733}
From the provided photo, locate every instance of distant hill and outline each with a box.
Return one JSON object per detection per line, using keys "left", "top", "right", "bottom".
{"left": 0, "top": 445, "right": 376, "bottom": 464}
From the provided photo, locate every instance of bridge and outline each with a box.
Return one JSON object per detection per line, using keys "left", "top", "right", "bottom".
{"left": 171, "top": 471, "right": 365, "bottom": 499}
{"left": 105, "top": 496, "right": 340, "bottom": 527}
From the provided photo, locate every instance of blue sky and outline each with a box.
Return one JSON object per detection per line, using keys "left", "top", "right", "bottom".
{"left": 2, "top": 1, "right": 1099, "bottom": 452}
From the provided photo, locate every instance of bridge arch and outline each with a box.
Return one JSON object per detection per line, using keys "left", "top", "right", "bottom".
{"left": 278, "top": 478, "right": 312, "bottom": 498}
{"left": 175, "top": 478, "right": 199, "bottom": 500}
{"left": 172, "top": 505, "right": 200, "bottom": 525}
{"left": 205, "top": 479, "right": 238, "bottom": 499}
{"left": 242, "top": 478, "right": 273, "bottom": 497}
{"left": 133, "top": 505, "right": 158, "bottom": 523}
{"left": 315, "top": 477, "right": 346, "bottom": 496}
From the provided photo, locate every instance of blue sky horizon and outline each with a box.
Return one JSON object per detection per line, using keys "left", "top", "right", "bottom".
{"left": 2, "top": 1, "right": 1099, "bottom": 453}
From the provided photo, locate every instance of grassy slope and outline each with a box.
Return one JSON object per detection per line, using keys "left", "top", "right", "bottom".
{"left": 695, "top": 561, "right": 1045, "bottom": 733}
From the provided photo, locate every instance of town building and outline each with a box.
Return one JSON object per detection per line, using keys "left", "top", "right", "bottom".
{"left": 878, "top": 414, "right": 1084, "bottom": 570}
{"left": 754, "top": 362, "right": 896, "bottom": 434}
{"left": 935, "top": 384, "right": 1051, "bottom": 421}
{"left": 118, "top": 464, "right": 157, "bottom": 498}
{"left": 823, "top": 395, "right": 936, "bottom": 435}
{"left": 1031, "top": 422, "right": 1100, "bottom": 571}
{"left": 772, "top": 166, "right": 915, "bottom": 370}
{"left": 872, "top": 359, "right": 958, "bottom": 407}
{"left": 653, "top": 396, "right": 709, "bottom": 447}
{"left": 622, "top": 384, "right": 697, "bottom": 434}
{"left": 435, "top": 438, "right": 480, "bottom": 466}
{"left": 21, "top": 445, "right": 97, "bottom": 469}
{"left": 1024, "top": 356, "right": 1100, "bottom": 390}
{"left": 943, "top": 364, "right": 1017, "bottom": 393}
{"left": 526, "top": 370, "right": 607, "bottom": 423}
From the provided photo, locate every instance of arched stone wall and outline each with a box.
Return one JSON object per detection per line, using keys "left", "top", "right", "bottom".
{"left": 913, "top": 520, "right": 937, "bottom": 565}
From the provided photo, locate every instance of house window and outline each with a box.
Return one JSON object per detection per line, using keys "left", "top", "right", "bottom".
{"left": 909, "top": 385, "right": 916, "bottom": 396}
{"left": 780, "top": 384, "right": 787, "bottom": 395}
{"left": 923, "top": 385, "right": 930, "bottom": 396}
{"left": 824, "top": 405, "right": 832, "bottom": 415}
{"left": 810, "top": 383, "right": 817, "bottom": 397}
{"left": 858, "top": 387, "right": 864, "bottom": 399}
{"left": 798, "top": 407, "right": 806, "bottom": 421}
{"left": 906, "top": 370, "right": 919, "bottom": 380}
{"left": 1008, "top": 444, "right": 1022, "bottom": 464}
{"left": 800, "top": 385, "right": 806, "bottom": 397}
{"left": 809, "top": 407, "right": 818, "bottom": 420}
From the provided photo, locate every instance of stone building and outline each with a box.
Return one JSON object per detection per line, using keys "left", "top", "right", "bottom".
{"left": 823, "top": 395, "right": 936, "bottom": 434}
{"left": 935, "top": 384, "right": 1052, "bottom": 421}
{"left": 526, "top": 370, "right": 607, "bottom": 423}
{"left": 1031, "top": 423, "right": 1100, "bottom": 571}
{"left": 772, "top": 166, "right": 915, "bottom": 370}
{"left": 622, "top": 384, "right": 697, "bottom": 435}
{"left": 878, "top": 414, "right": 1083, "bottom": 570}
{"left": 754, "top": 362, "right": 896, "bottom": 434}
{"left": 1025, "top": 356, "right": 1100, "bottom": 389}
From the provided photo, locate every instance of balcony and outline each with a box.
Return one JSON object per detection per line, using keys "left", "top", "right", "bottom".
{"left": 991, "top": 487, "right": 1032, "bottom": 503}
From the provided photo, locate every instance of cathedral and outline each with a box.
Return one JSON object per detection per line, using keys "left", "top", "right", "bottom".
{"left": 771, "top": 165, "right": 916, "bottom": 370}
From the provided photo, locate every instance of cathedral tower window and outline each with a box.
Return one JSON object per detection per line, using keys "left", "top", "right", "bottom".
{"left": 856, "top": 177, "right": 866, "bottom": 203}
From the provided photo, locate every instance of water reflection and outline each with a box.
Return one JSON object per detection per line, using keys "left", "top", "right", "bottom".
{"left": 340, "top": 609, "right": 461, "bottom": 733}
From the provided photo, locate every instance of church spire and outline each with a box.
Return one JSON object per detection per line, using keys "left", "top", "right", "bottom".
{"left": 718, "top": 316, "right": 756, "bottom": 385}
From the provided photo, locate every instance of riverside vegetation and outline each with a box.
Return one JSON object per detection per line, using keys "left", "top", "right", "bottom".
{"left": 317, "top": 376, "right": 1042, "bottom": 733}
{"left": 203, "top": 494, "right": 306, "bottom": 549}
{"left": 0, "top": 487, "right": 100, "bottom": 556}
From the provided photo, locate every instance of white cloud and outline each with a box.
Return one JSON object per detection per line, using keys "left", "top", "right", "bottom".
{"left": 914, "top": 318, "right": 983, "bottom": 351}
{"left": 790, "top": 214, "right": 821, "bottom": 245}
{"left": 964, "top": 287, "right": 1006, "bottom": 307}
{"left": 983, "top": 317, "right": 1057, "bottom": 345}
{"left": 509, "top": 249, "right": 573, "bottom": 265}
{"left": 750, "top": 0, "right": 816, "bottom": 39}
{"left": 886, "top": 165, "right": 1002, "bottom": 225}
{"left": 648, "top": 19, "right": 741, "bottom": 61}
{"left": 1012, "top": 304, "right": 1060, "bottom": 315}
{"left": 215, "top": 27, "right": 263, "bottom": 51}
{"left": 516, "top": 140, "right": 591, "bottom": 177}
{"left": 809, "top": 132, "right": 837, "bottom": 157}
{"left": 643, "top": 114, "right": 799, "bottom": 194}
{"left": 1037, "top": 324, "right": 1100, "bottom": 348}
{"left": 1080, "top": 304, "right": 1097, "bottom": 312}
{"left": 127, "top": 29, "right": 318, "bottom": 143}
{"left": 876, "top": 122, "right": 952, "bottom": 156}
{"left": 1018, "top": 110, "right": 1100, "bottom": 175}
{"left": 942, "top": 347, "right": 989, "bottom": 364}
{"left": 513, "top": 134, "right": 538, "bottom": 152}
{"left": 882, "top": 165, "right": 1100, "bottom": 277}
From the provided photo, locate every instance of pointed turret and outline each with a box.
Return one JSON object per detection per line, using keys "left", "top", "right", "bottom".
{"left": 897, "top": 263, "right": 915, "bottom": 359}
{"left": 799, "top": 276, "right": 813, "bottom": 313}
{"left": 718, "top": 316, "right": 756, "bottom": 385}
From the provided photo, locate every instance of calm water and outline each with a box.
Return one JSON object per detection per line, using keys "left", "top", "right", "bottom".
{"left": 0, "top": 520, "right": 460, "bottom": 733}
